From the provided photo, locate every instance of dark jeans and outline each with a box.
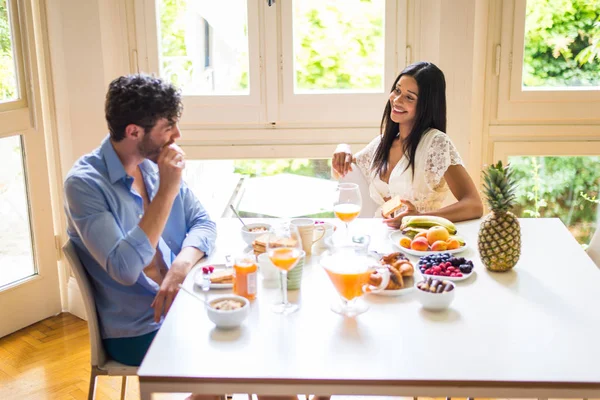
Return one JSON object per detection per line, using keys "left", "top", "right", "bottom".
{"left": 103, "top": 329, "right": 158, "bottom": 366}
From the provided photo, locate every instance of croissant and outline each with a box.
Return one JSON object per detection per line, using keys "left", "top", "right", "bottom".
{"left": 386, "top": 266, "right": 404, "bottom": 290}
{"left": 394, "top": 261, "right": 414, "bottom": 277}
{"left": 368, "top": 272, "right": 382, "bottom": 286}
{"left": 380, "top": 252, "right": 408, "bottom": 265}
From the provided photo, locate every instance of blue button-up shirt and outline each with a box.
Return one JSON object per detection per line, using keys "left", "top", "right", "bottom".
{"left": 64, "top": 136, "right": 217, "bottom": 339}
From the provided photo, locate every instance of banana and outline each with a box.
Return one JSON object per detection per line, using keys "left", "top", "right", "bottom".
{"left": 400, "top": 216, "right": 457, "bottom": 235}
{"left": 401, "top": 227, "right": 427, "bottom": 238}
{"left": 449, "top": 235, "right": 465, "bottom": 246}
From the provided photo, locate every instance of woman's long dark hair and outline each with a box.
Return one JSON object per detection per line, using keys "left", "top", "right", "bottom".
{"left": 372, "top": 62, "right": 447, "bottom": 180}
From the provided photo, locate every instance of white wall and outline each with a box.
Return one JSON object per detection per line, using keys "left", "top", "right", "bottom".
{"left": 46, "top": 0, "right": 132, "bottom": 174}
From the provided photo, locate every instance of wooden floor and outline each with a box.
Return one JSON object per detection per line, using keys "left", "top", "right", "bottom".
{"left": 0, "top": 313, "right": 595, "bottom": 400}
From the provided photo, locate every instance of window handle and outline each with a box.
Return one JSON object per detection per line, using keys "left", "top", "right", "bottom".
{"left": 267, "top": 0, "right": 275, "bottom": 6}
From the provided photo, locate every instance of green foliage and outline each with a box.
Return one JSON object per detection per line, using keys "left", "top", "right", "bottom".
{"left": 0, "top": 0, "right": 15, "bottom": 101}
{"left": 159, "top": 0, "right": 188, "bottom": 57}
{"left": 0, "top": 1, "right": 11, "bottom": 53}
{"left": 510, "top": 156, "right": 600, "bottom": 244}
{"left": 524, "top": 0, "right": 600, "bottom": 87}
{"left": 234, "top": 159, "right": 331, "bottom": 179}
{"left": 294, "top": 0, "right": 384, "bottom": 90}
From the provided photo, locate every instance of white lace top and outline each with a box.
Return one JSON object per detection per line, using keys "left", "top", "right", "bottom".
{"left": 354, "top": 129, "right": 463, "bottom": 216}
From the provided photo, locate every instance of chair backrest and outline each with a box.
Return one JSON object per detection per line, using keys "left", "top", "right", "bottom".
{"left": 340, "top": 163, "right": 378, "bottom": 218}
{"left": 63, "top": 240, "right": 107, "bottom": 368}
{"left": 586, "top": 225, "right": 600, "bottom": 268}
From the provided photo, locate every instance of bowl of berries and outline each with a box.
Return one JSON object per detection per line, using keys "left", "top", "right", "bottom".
{"left": 415, "top": 277, "right": 455, "bottom": 311}
{"left": 416, "top": 253, "right": 474, "bottom": 281}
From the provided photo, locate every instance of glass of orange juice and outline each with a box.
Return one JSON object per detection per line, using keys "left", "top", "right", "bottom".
{"left": 266, "top": 222, "right": 305, "bottom": 315}
{"left": 333, "top": 183, "right": 362, "bottom": 242}
{"left": 320, "top": 247, "right": 390, "bottom": 317}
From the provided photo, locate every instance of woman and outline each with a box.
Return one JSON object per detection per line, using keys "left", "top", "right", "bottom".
{"left": 332, "top": 61, "right": 483, "bottom": 228}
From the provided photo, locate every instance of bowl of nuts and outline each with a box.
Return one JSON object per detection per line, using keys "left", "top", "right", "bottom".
{"left": 415, "top": 277, "right": 455, "bottom": 311}
{"left": 240, "top": 223, "right": 271, "bottom": 245}
{"left": 206, "top": 295, "right": 250, "bottom": 329}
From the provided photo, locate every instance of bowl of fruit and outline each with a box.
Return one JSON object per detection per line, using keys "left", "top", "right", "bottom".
{"left": 415, "top": 278, "right": 455, "bottom": 311}
{"left": 390, "top": 217, "right": 467, "bottom": 256}
{"left": 416, "top": 253, "right": 474, "bottom": 281}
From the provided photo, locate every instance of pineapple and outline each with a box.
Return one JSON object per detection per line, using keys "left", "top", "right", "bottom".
{"left": 478, "top": 161, "right": 521, "bottom": 272}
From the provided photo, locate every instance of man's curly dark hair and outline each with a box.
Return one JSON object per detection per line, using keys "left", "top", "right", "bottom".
{"left": 105, "top": 74, "right": 183, "bottom": 141}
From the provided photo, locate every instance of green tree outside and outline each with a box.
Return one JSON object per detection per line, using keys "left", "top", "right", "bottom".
{"left": 524, "top": 0, "right": 600, "bottom": 87}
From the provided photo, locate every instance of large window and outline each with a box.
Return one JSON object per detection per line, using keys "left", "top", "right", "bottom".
{"left": 496, "top": 0, "right": 600, "bottom": 121}
{"left": 135, "top": 0, "right": 403, "bottom": 127}
{"left": 0, "top": 0, "right": 61, "bottom": 337}
{"left": 510, "top": 155, "right": 599, "bottom": 245}
{"left": 157, "top": 0, "right": 250, "bottom": 95}
{"left": 0, "top": 135, "right": 34, "bottom": 288}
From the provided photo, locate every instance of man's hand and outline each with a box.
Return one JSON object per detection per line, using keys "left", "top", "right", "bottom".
{"left": 157, "top": 143, "right": 185, "bottom": 199}
{"left": 382, "top": 199, "right": 419, "bottom": 229}
{"left": 151, "top": 264, "right": 186, "bottom": 323}
{"left": 150, "top": 247, "right": 204, "bottom": 323}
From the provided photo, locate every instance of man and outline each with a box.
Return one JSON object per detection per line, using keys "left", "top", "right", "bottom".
{"left": 64, "top": 74, "right": 217, "bottom": 367}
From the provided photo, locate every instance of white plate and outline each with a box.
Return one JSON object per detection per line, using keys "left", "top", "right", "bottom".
{"left": 193, "top": 265, "right": 233, "bottom": 290}
{"left": 369, "top": 276, "right": 415, "bottom": 297}
{"left": 389, "top": 231, "right": 467, "bottom": 256}
{"left": 416, "top": 269, "right": 475, "bottom": 282}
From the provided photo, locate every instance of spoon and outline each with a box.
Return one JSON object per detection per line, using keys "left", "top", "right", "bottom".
{"left": 178, "top": 284, "right": 208, "bottom": 306}
{"left": 229, "top": 204, "right": 247, "bottom": 227}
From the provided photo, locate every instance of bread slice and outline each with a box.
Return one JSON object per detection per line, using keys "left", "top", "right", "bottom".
{"left": 382, "top": 195, "right": 403, "bottom": 218}
{"left": 210, "top": 270, "right": 234, "bottom": 283}
{"left": 252, "top": 234, "right": 298, "bottom": 249}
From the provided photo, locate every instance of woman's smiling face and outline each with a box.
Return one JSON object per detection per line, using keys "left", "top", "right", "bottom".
{"left": 389, "top": 75, "right": 419, "bottom": 125}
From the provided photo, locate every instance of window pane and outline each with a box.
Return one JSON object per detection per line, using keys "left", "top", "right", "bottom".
{"left": 0, "top": 135, "right": 35, "bottom": 288}
{"left": 509, "top": 156, "right": 599, "bottom": 245}
{"left": 0, "top": 0, "right": 18, "bottom": 102}
{"left": 158, "top": 0, "right": 249, "bottom": 95}
{"left": 523, "top": 0, "right": 600, "bottom": 89}
{"left": 293, "top": 0, "right": 385, "bottom": 94}
{"left": 184, "top": 159, "right": 336, "bottom": 218}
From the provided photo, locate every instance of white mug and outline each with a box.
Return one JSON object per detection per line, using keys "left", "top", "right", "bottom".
{"left": 290, "top": 218, "right": 326, "bottom": 255}
{"left": 313, "top": 222, "right": 335, "bottom": 250}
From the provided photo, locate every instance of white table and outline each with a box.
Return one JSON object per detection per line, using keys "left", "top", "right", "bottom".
{"left": 138, "top": 218, "right": 600, "bottom": 399}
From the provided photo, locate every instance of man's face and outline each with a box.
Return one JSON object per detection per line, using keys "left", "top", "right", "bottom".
{"left": 138, "top": 118, "right": 181, "bottom": 162}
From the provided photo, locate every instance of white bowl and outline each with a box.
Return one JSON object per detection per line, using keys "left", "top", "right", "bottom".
{"left": 206, "top": 295, "right": 250, "bottom": 329}
{"left": 240, "top": 223, "right": 271, "bottom": 245}
{"left": 414, "top": 279, "right": 455, "bottom": 311}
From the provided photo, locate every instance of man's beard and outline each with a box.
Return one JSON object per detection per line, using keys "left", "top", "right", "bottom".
{"left": 138, "top": 133, "right": 162, "bottom": 163}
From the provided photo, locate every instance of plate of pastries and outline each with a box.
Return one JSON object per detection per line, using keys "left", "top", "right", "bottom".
{"left": 368, "top": 252, "right": 415, "bottom": 297}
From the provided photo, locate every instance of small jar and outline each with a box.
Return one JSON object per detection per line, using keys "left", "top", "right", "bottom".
{"left": 233, "top": 254, "right": 258, "bottom": 300}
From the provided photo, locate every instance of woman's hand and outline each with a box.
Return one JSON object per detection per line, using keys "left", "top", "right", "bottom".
{"left": 382, "top": 199, "right": 419, "bottom": 229}
{"left": 332, "top": 144, "right": 353, "bottom": 178}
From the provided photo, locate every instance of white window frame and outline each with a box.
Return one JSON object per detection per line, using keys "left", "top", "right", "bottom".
{"left": 133, "top": 0, "right": 406, "bottom": 129}
{"left": 0, "top": 0, "right": 62, "bottom": 337}
{"left": 134, "top": 0, "right": 264, "bottom": 125}
{"left": 496, "top": 0, "right": 600, "bottom": 123}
